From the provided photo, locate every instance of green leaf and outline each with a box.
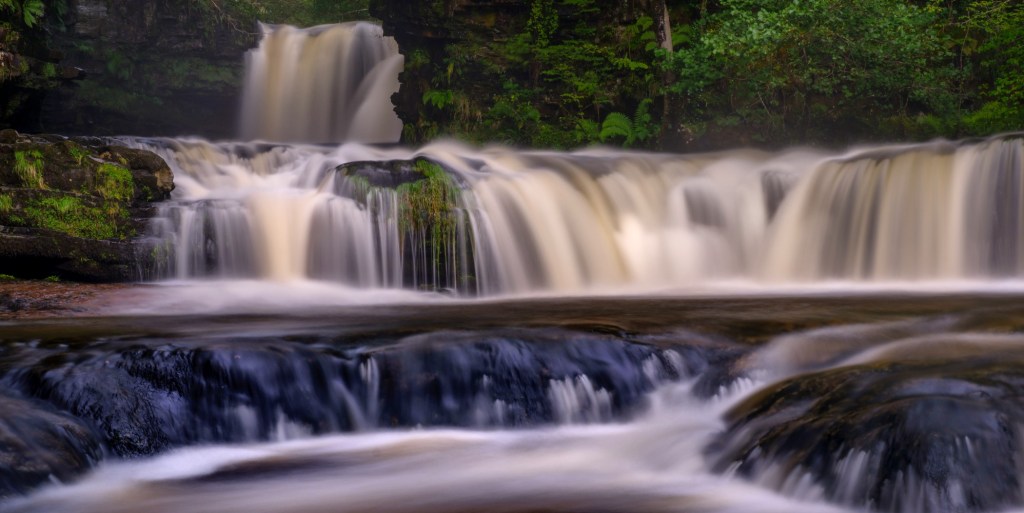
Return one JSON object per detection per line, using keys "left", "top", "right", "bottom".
{"left": 600, "top": 112, "right": 634, "bottom": 145}
{"left": 21, "top": 0, "right": 44, "bottom": 27}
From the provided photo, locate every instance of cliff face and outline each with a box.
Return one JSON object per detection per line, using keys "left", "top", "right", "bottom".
{"left": 6, "top": 0, "right": 256, "bottom": 139}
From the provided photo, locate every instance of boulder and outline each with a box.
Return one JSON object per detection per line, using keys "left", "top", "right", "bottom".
{"left": 0, "top": 393, "right": 103, "bottom": 499}
{"left": 709, "top": 356, "right": 1024, "bottom": 512}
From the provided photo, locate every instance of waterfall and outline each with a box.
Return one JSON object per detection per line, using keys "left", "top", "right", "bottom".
{"left": 132, "top": 134, "right": 1024, "bottom": 294}
{"left": 238, "top": 22, "right": 403, "bottom": 144}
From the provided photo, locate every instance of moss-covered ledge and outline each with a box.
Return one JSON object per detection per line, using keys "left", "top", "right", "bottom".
{"left": 0, "top": 129, "right": 174, "bottom": 282}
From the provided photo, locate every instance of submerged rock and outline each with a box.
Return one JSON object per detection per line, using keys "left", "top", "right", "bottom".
{"left": 0, "top": 131, "right": 173, "bottom": 281}
{"left": 709, "top": 356, "right": 1024, "bottom": 512}
{"left": 0, "top": 327, "right": 718, "bottom": 457}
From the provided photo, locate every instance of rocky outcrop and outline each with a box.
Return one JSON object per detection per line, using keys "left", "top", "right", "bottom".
{"left": 6, "top": 0, "right": 256, "bottom": 138}
{"left": 709, "top": 355, "right": 1024, "bottom": 512}
{"left": 0, "top": 130, "right": 174, "bottom": 281}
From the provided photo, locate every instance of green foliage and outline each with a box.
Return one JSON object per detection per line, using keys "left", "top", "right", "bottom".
{"left": 44, "top": 274, "right": 59, "bottom": 282}
{"left": 0, "top": 0, "right": 44, "bottom": 28}
{"left": 957, "top": 0, "right": 1024, "bottom": 134}
{"left": 527, "top": 0, "right": 558, "bottom": 47}
{"left": 665, "top": 0, "right": 958, "bottom": 141}
{"left": 13, "top": 149, "right": 45, "bottom": 189}
{"left": 599, "top": 99, "right": 656, "bottom": 146}
{"left": 409, "top": 0, "right": 663, "bottom": 148}
{"left": 0, "top": 274, "right": 15, "bottom": 281}
{"left": 423, "top": 89, "right": 455, "bottom": 110}
{"left": 20, "top": 0, "right": 42, "bottom": 27}
{"left": 0, "top": 193, "right": 12, "bottom": 213}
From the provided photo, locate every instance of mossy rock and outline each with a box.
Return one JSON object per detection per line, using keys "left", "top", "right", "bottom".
{"left": 0, "top": 131, "right": 174, "bottom": 281}
{"left": 709, "top": 353, "right": 1024, "bottom": 512}
{"left": 337, "top": 156, "right": 461, "bottom": 189}
{"left": 0, "top": 132, "right": 173, "bottom": 203}
{"left": 336, "top": 157, "right": 470, "bottom": 291}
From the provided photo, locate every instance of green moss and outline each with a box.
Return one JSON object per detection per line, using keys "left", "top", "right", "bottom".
{"left": 0, "top": 193, "right": 12, "bottom": 213}
{"left": 396, "top": 160, "right": 460, "bottom": 240}
{"left": 13, "top": 149, "right": 45, "bottom": 189}
{"left": 44, "top": 275, "right": 60, "bottom": 282}
{"left": 96, "top": 163, "right": 134, "bottom": 201}
{"left": 24, "top": 195, "right": 130, "bottom": 240}
{"left": 68, "top": 145, "right": 90, "bottom": 166}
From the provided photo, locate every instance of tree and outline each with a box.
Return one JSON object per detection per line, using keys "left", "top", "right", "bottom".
{"left": 664, "top": 0, "right": 958, "bottom": 144}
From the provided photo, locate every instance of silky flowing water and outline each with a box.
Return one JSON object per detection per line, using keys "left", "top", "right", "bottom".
{"left": 3, "top": 20, "right": 1024, "bottom": 513}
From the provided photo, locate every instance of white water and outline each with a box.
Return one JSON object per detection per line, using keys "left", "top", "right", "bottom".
{"left": 239, "top": 22, "right": 403, "bottom": 143}
{"left": 14, "top": 323, "right": 1024, "bottom": 513}
{"left": 3, "top": 379, "right": 846, "bottom": 513}
{"left": 131, "top": 135, "right": 1024, "bottom": 297}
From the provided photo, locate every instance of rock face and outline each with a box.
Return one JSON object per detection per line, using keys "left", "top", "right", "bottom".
{"left": 9, "top": 0, "right": 255, "bottom": 138}
{"left": 709, "top": 356, "right": 1024, "bottom": 513}
{"left": 0, "top": 130, "right": 174, "bottom": 281}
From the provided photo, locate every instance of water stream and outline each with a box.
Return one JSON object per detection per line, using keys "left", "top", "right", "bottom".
{"left": 3, "top": 20, "right": 1024, "bottom": 513}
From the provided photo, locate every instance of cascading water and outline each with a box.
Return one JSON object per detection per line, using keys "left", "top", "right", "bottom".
{"left": 11, "top": 17, "right": 1024, "bottom": 513}
{"left": 238, "top": 22, "right": 403, "bottom": 143}
{"left": 134, "top": 134, "right": 1024, "bottom": 295}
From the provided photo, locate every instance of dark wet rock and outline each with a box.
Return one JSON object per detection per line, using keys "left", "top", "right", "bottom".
{"left": 0, "top": 328, "right": 712, "bottom": 457}
{"left": 337, "top": 157, "right": 461, "bottom": 189}
{"left": 708, "top": 359, "right": 1024, "bottom": 513}
{"left": 0, "top": 393, "right": 103, "bottom": 499}
{"left": 0, "top": 131, "right": 173, "bottom": 281}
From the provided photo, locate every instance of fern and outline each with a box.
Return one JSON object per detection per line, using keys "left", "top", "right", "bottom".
{"left": 631, "top": 98, "right": 655, "bottom": 144}
{"left": 422, "top": 89, "right": 454, "bottom": 110}
{"left": 21, "top": 0, "right": 44, "bottom": 27}
{"left": 600, "top": 112, "right": 634, "bottom": 145}
{"left": 599, "top": 99, "right": 657, "bottom": 147}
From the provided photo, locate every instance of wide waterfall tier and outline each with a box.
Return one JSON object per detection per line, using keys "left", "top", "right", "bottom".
{"left": 238, "top": 22, "right": 403, "bottom": 144}
{"left": 132, "top": 135, "right": 1024, "bottom": 294}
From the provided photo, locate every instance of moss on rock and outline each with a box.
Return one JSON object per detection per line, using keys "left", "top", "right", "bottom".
{"left": 0, "top": 130, "right": 174, "bottom": 281}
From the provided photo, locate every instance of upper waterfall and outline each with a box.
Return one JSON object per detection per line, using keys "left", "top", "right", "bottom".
{"left": 238, "top": 22, "right": 403, "bottom": 144}
{"left": 130, "top": 134, "right": 1024, "bottom": 295}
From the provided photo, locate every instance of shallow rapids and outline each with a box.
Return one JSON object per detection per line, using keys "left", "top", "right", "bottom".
{"left": 2, "top": 383, "right": 830, "bottom": 513}
{"left": 6, "top": 294, "right": 1024, "bottom": 513}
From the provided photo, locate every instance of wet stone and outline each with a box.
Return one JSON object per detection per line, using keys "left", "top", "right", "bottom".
{"left": 0, "top": 327, "right": 722, "bottom": 459}
{"left": 0, "top": 394, "right": 103, "bottom": 499}
{"left": 708, "top": 358, "right": 1024, "bottom": 512}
